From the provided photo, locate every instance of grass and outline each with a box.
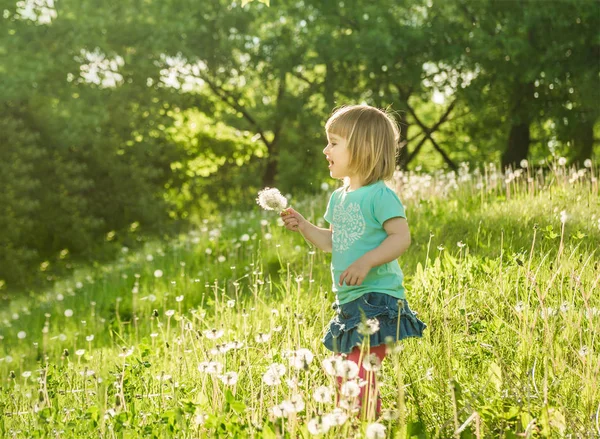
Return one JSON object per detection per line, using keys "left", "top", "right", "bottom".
{"left": 0, "top": 161, "right": 599, "bottom": 438}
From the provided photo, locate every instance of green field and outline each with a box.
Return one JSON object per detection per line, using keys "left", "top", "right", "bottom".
{"left": 1, "top": 163, "right": 599, "bottom": 438}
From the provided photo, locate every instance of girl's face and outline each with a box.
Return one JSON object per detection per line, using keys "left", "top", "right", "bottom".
{"left": 323, "top": 133, "right": 352, "bottom": 180}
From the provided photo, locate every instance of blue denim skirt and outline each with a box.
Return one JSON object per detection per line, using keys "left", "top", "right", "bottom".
{"left": 323, "top": 292, "right": 426, "bottom": 354}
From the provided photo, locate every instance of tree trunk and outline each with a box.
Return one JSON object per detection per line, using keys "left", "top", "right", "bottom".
{"left": 573, "top": 117, "right": 595, "bottom": 164}
{"left": 502, "top": 82, "right": 534, "bottom": 170}
{"left": 262, "top": 154, "right": 277, "bottom": 188}
{"left": 502, "top": 122, "right": 530, "bottom": 170}
{"left": 396, "top": 110, "right": 409, "bottom": 169}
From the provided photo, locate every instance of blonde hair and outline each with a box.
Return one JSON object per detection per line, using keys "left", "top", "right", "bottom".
{"left": 325, "top": 104, "right": 399, "bottom": 186}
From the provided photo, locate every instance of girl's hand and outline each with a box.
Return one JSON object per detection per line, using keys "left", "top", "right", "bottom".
{"left": 339, "top": 257, "right": 373, "bottom": 286}
{"left": 280, "top": 207, "right": 306, "bottom": 232}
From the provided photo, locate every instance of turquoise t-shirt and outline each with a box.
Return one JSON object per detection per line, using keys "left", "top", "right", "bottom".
{"left": 324, "top": 180, "right": 407, "bottom": 305}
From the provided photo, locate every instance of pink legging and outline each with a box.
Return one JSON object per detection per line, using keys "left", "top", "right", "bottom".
{"left": 337, "top": 344, "right": 387, "bottom": 416}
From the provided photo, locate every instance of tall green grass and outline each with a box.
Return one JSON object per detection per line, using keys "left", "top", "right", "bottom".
{"left": 1, "top": 162, "right": 598, "bottom": 438}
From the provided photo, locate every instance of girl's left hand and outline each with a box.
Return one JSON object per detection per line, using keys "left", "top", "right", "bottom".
{"left": 339, "top": 258, "right": 372, "bottom": 286}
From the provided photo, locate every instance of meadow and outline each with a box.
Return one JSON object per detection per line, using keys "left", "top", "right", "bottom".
{"left": 0, "top": 161, "right": 599, "bottom": 438}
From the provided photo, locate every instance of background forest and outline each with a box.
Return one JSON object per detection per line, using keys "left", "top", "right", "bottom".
{"left": 1, "top": 0, "right": 598, "bottom": 290}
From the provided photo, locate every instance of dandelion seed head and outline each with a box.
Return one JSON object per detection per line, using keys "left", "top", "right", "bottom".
{"left": 340, "top": 381, "right": 360, "bottom": 398}
{"left": 154, "top": 269, "right": 163, "bottom": 278}
{"left": 218, "top": 371, "right": 239, "bottom": 386}
{"left": 64, "top": 309, "right": 73, "bottom": 317}
{"left": 558, "top": 157, "right": 567, "bottom": 166}
{"left": 357, "top": 318, "right": 380, "bottom": 336}
{"left": 584, "top": 158, "right": 592, "bottom": 168}
{"left": 366, "top": 422, "right": 387, "bottom": 439}
{"left": 313, "top": 386, "right": 334, "bottom": 404}
{"left": 308, "top": 416, "right": 331, "bottom": 435}
{"left": 362, "top": 353, "right": 382, "bottom": 372}
{"left": 256, "top": 187, "right": 288, "bottom": 212}
{"left": 325, "top": 408, "right": 348, "bottom": 426}
{"left": 75, "top": 349, "right": 85, "bottom": 357}
{"left": 17, "top": 331, "right": 26, "bottom": 339}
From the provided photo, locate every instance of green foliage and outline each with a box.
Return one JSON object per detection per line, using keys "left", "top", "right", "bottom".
{"left": 0, "top": 0, "right": 598, "bottom": 291}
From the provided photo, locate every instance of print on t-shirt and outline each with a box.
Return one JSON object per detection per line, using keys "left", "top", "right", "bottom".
{"left": 333, "top": 201, "right": 366, "bottom": 252}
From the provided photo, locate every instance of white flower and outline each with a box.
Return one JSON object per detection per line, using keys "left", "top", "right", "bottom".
{"left": 322, "top": 356, "right": 342, "bottom": 376}
{"left": 219, "top": 371, "right": 239, "bottom": 386}
{"left": 21, "top": 371, "right": 32, "bottom": 378}
{"left": 520, "top": 159, "right": 528, "bottom": 168}
{"left": 203, "top": 329, "right": 224, "bottom": 340}
{"left": 255, "top": 332, "right": 271, "bottom": 343}
{"left": 308, "top": 416, "right": 331, "bottom": 435}
{"left": 176, "top": 295, "right": 184, "bottom": 302}
{"left": 240, "top": 234, "right": 250, "bottom": 242}
{"left": 193, "top": 413, "right": 207, "bottom": 425}
{"left": 198, "top": 361, "right": 222, "bottom": 374}
{"left": 75, "top": 349, "right": 85, "bottom": 357}
{"left": 313, "top": 386, "right": 334, "bottom": 404}
{"left": 325, "top": 408, "right": 348, "bottom": 426}
{"left": 382, "top": 408, "right": 399, "bottom": 421}
{"left": 336, "top": 359, "right": 359, "bottom": 379}
{"left": 366, "top": 422, "right": 387, "bottom": 439}
{"left": 256, "top": 187, "right": 288, "bottom": 212}
{"left": 153, "top": 269, "right": 163, "bottom": 278}
{"left": 262, "top": 363, "right": 286, "bottom": 386}
{"left": 321, "top": 182, "right": 330, "bottom": 191}
{"left": 64, "top": 309, "right": 73, "bottom": 317}
{"left": 165, "top": 310, "right": 175, "bottom": 317}
{"left": 262, "top": 371, "right": 282, "bottom": 386}
{"left": 227, "top": 300, "right": 235, "bottom": 308}
{"left": 559, "top": 210, "right": 567, "bottom": 224}
{"left": 558, "top": 157, "right": 567, "bottom": 166}
{"left": 362, "top": 353, "right": 382, "bottom": 372}
{"left": 281, "top": 394, "right": 305, "bottom": 413}
{"left": 86, "top": 335, "right": 94, "bottom": 342}
{"left": 17, "top": 331, "right": 26, "bottom": 339}
{"left": 357, "top": 318, "right": 380, "bottom": 335}
{"left": 270, "top": 403, "right": 290, "bottom": 419}
{"left": 146, "top": 254, "right": 154, "bottom": 261}
{"left": 341, "top": 381, "right": 360, "bottom": 398}
{"left": 289, "top": 348, "right": 314, "bottom": 369}
{"left": 584, "top": 158, "right": 592, "bottom": 168}
{"left": 205, "top": 248, "right": 212, "bottom": 255}
{"left": 217, "top": 255, "right": 226, "bottom": 263}
{"left": 264, "top": 232, "right": 272, "bottom": 240}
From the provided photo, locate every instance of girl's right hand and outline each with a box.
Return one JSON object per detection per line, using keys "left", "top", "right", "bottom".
{"left": 280, "top": 207, "right": 305, "bottom": 232}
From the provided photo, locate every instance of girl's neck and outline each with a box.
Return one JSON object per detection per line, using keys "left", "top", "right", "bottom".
{"left": 346, "top": 176, "right": 365, "bottom": 192}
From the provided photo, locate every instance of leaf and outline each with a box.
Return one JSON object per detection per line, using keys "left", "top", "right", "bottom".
{"left": 488, "top": 361, "right": 502, "bottom": 393}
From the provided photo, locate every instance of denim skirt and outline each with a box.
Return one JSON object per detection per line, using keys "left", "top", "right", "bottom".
{"left": 322, "top": 292, "right": 427, "bottom": 354}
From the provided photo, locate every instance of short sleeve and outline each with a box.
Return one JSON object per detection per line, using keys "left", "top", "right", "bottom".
{"left": 324, "top": 192, "right": 336, "bottom": 224}
{"left": 372, "top": 185, "right": 406, "bottom": 226}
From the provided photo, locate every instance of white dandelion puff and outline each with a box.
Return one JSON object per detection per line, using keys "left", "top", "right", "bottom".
{"left": 313, "top": 386, "right": 334, "bottom": 404}
{"left": 308, "top": 416, "right": 331, "bottom": 435}
{"left": 218, "top": 371, "right": 239, "bottom": 386}
{"left": 336, "top": 359, "right": 359, "bottom": 379}
{"left": 289, "top": 348, "right": 314, "bottom": 369}
{"left": 340, "top": 381, "right": 360, "bottom": 398}
{"left": 64, "top": 309, "right": 74, "bottom": 317}
{"left": 325, "top": 408, "right": 348, "bottom": 426}
{"left": 357, "top": 318, "right": 380, "bottom": 336}
{"left": 558, "top": 157, "right": 567, "bottom": 166}
{"left": 154, "top": 269, "right": 163, "bottom": 278}
{"left": 256, "top": 187, "right": 288, "bottom": 212}
{"left": 366, "top": 422, "right": 387, "bottom": 439}
{"left": 362, "top": 353, "right": 382, "bottom": 372}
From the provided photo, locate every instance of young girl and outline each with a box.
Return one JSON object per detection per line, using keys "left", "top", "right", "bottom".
{"left": 280, "top": 104, "right": 426, "bottom": 417}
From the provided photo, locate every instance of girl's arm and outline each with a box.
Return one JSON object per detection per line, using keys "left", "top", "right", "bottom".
{"left": 280, "top": 208, "right": 333, "bottom": 252}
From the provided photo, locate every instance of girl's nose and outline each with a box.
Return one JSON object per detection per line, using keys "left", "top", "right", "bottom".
{"left": 323, "top": 145, "right": 329, "bottom": 154}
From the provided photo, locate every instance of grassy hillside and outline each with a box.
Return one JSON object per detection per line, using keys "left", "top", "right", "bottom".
{"left": 1, "top": 162, "right": 599, "bottom": 438}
